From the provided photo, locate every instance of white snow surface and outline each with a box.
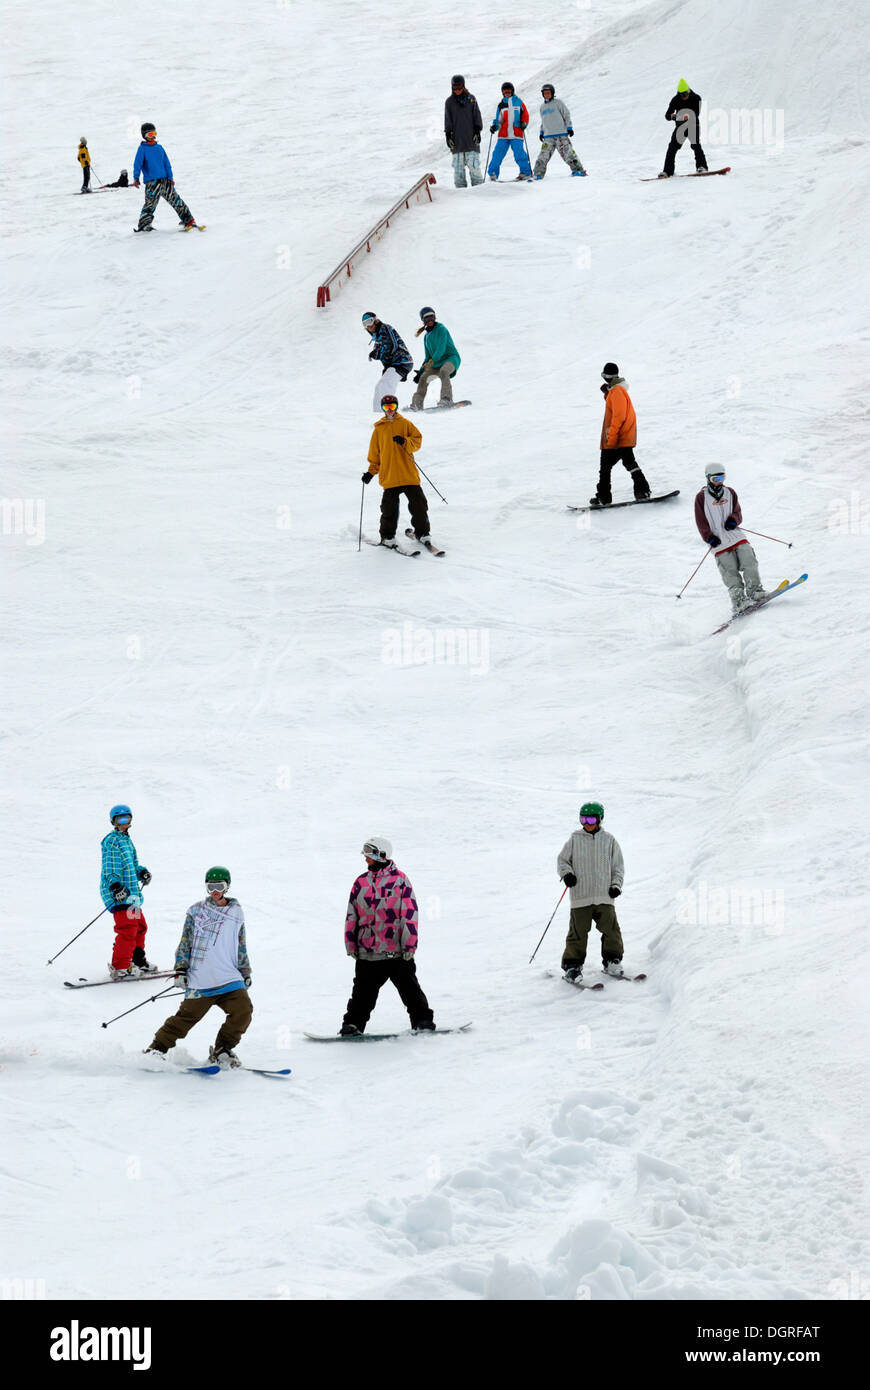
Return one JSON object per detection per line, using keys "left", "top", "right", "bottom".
{"left": 2, "top": 0, "right": 868, "bottom": 1301}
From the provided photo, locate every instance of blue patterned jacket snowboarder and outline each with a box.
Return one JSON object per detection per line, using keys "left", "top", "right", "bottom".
{"left": 369, "top": 322, "right": 413, "bottom": 375}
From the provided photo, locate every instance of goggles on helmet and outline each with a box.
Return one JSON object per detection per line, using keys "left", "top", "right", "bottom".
{"left": 580, "top": 815, "right": 600, "bottom": 826}
{"left": 205, "top": 880, "right": 229, "bottom": 894}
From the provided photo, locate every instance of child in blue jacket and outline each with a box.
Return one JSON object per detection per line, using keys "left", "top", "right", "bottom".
{"left": 133, "top": 122, "right": 197, "bottom": 232}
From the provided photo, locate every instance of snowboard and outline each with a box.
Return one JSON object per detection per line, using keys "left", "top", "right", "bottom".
{"left": 419, "top": 400, "right": 471, "bottom": 412}
{"left": 710, "top": 574, "right": 808, "bottom": 635}
{"left": 641, "top": 167, "right": 731, "bottom": 181}
{"left": 567, "top": 490, "right": 680, "bottom": 514}
{"left": 304, "top": 1023, "right": 472, "bottom": 1042}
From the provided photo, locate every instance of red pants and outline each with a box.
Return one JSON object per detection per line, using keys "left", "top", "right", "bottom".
{"left": 111, "top": 907, "right": 148, "bottom": 968}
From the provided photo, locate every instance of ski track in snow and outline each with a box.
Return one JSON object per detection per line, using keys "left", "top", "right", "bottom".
{"left": 1, "top": 0, "right": 869, "bottom": 1300}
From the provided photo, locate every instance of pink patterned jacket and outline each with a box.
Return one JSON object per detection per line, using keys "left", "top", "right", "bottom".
{"left": 344, "top": 861, "right": 419, "bottom": 959}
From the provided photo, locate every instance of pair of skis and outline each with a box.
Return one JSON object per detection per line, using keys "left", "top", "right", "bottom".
{"left": 183, "top": 1064, "right": 291, "bottom": 1077}
{"left": 362, "top": 532, "right": 445, "bottom": 558}
{"left": 710, "top": 574, "right": 808, "bottom": 634}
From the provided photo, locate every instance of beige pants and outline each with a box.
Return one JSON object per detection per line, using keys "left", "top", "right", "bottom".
{"left": 411, "top": 362, "right": 455, "bottom": 408}
{"left": 150, "top": 988, "right": 252, "bottom": 1052}
{"left": 716, "top": 543, "right": 763, "bottom": 607}
{"left": 561, "top": 904, "right": 624, "bottom": 968}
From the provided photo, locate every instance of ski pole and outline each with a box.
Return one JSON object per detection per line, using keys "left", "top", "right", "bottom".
{"left": 675, "top": 545, "right": 712, "bottom": 599}
{"left": 522, "top": 132, "right": 532, "bottom": 176}
{"left": 101, "top": 983, "right": 181, "bottom": 1029}
{"left": 358, "top": 478, "right": 366, "bottom": 551}
{"left": 416, "top": 461, "right": 447, "bottom": 504}
{"left": 484, "top": 131, "right": 493, "bottom": 177}
{"left": 741, "top": 527, "right": 792, "bottom": 548}
{"left": 529, "top": 886, "right": 568, "bottom": 964}
{"left": 47, "top": 907, "right": 109, "bottom": 965}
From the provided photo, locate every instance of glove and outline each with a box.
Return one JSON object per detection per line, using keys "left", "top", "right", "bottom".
{"left": 361, "top": 472, "right": 373, "bottom": 485}
{"left": 368, "top": 348, "right": 377, "bottom": 360}
{"left": 397, "top": 369, "right": 409, "bottom": 382}
{"left": 243, "top": 976, "right": 252, "bottom": 989}
{"left": 567, "top": 127, "right": 574, "bottom": 136}
{"left": 110, "top": 883, "right": 127, "bottom": 903}
{"left": 520, "top": 121, "right": 528, "bottom": 129}
{"left": 412, "top": 368, "right": 424, "bottom": 383}
{"left": 138, "top": 868, "right": 152, "bottom": 885}
{"left": 473, "top": 136, "right": 480, "bottom": 150}
{"left": 446, "top": 138, "right": 455, "bottom": 152}
{"left": 174, "top": 970, "right": 187, "bottom": 988}
{"left": 490, "top": 123, "right": 497, "bottom": 133}
{"left": 402, "top": 951, "right": 414, "bottom": 962}
{"left": 600, "top": 383, "right": 609, "bottom": 397}
{"left": 708, "top": 534, "right": 721, "bottom": 547}
{"left": 562, "top": 873, "right": 577, "bottom": 888}
{"left": 609, "top": 886, "right": 622, "bottom": 899}
{"left": 539, "top": 133, "right": 544, "bottom": 142}
{"left": 724, "top": 517, "right": 738, "bottom": 530}
{"left": 392, "top": 435, "right": 405, "bottom": 447}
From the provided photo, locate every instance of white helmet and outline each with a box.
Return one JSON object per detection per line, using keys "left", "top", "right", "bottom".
{"left": 705, "top": 462, "right": 725, "bottom": 480}
{"left": 361, "top": 837, "right": 392, "bottom": 863}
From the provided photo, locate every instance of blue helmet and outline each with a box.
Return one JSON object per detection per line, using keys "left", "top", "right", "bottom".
{"left": 110, "top": 803, "right": 132, "bottom": 823}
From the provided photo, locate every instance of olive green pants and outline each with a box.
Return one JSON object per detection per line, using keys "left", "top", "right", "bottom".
{"left": 150, "top": 988, "right": 252, "bottom": 1052}
{"left": 561, "top": 904, "right": 624, "bottom": 969}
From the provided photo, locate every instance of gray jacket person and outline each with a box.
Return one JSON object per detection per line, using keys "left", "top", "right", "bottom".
{"left": 534, "top": 84, "right": 585, "bottom": 179}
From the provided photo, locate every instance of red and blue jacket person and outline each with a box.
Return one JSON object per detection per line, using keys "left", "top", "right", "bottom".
{"left": 487, "top": 88, "right": 532, "bottom": 179}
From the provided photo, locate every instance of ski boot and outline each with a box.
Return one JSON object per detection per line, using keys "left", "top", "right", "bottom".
{"left": 109, "top": 964, "right": 140, "bottom": 980}
{"left": 132, "top": 948, "right": 158, "bottom": 974}
{"left": 339, "top": 1023, "right": 361, "bottom": 1036}
{"left": 603, "top": 960, "right": 625, "bottom": 978}
{"left": 209, "top": 1045, "right": 241, "bottom": 1070}
{"left": 412, "top": 1020, "right": 437, "bottom": 1032}
{"left": 657, "top": 172, "right": 672, "bottom": 179}
{"left": 563, "top": 965, "right": 583, "bottom": 983}
{"left": 588, "top": 495, "right": 610, "bottom": 509}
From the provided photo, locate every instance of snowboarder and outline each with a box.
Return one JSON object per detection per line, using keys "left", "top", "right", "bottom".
{"left": 557, "top": 802, "right": 626, "bottom": 981}
{"left": 659, "top": 78, "right": 708, "bottom": 177}
{"left": 99, "top": 804, "right": 155, "bottom": 979}
{"left": 340, "top": 838, "right": 435, "bottom": 1035}
{"left": 362, "top": 312, "right": 414, "bottom": 412}
{"left": 362, "top": 395, "right": 433, "bottom": 547}
{"left": 77, "top": 137, "right": 91, "bottom": 192}
{"left": 445, "top": 75, "right": 484, "bottom": 188}
{"left": 695, "top": 464, "right": 768, "bottom": 614}
{"left": 408, "top": 307, "right": 461, "bottom": 411}
{"left": 133, "top": 122, "right": 197, "bottom": 232}
{"left": 533, "top": 85, "right": 586, "bottom": 179}
{"left": 487, "top": 82, "right": 533, "bottom": 181}
{"left": 144, "top": 867, "right": 252, "bottom": 1068}
{"left": 591, "top": 363, "right": 652, "bottom": 505}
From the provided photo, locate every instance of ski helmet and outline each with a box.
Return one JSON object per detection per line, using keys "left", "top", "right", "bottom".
{"left": 381, "top": 394, "right": 399, "bottom": 409}
{"left": 141, "top": 122, "right": 156, "bottom": 138}
{"left": 361, "top": 312, "right": 377, "bottom": 328}
{"left": 361, "top": 837, "right": 392, "bottom": 864}
{"left": 79, "top": 136, "right": 88, "bottom": 146}
{"left": 501, "top": 82, "right": 515, "bottom": 94}
{"left": 451, "top": 75, "right": 465, "bottom": 87}
{"left": 705, "top": 463, "right": 725, "bottom": 479}
{"left": 601, "top": 362, "right": 619, "bottom": 381}
{"left": 541, "top": 84, "right": 555, "bottom": 97}
{"left": 419, "top": 306, "right": 436, "bottom": 322}
{"left": 205, "top": 865, "right": 231, "bottom": 885}
{"left": 579, "top": 801, "right": 604, "bottom": 822}
{"left": 110, "top": 803, "right": 132, "bottom": 823}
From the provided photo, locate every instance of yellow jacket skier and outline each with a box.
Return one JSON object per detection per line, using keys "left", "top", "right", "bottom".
{"left": 77, "top": 137, "right": 91, "bottom": 193}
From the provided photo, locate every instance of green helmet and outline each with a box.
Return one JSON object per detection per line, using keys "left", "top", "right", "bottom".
{"left": 579, "top": 802, "right": 604, "bottom": 821}
{"left": 205, "top": 865, "right": 231, "bottom": 885}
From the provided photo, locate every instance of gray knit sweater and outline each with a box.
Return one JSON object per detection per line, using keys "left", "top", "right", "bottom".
{"left": 556, "top": 828, "right": 625, "bottom": 907}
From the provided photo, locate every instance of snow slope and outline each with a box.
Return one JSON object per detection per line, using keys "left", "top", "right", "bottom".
{"left": 1, "top": 0, "right": 868, "bottom": 1300}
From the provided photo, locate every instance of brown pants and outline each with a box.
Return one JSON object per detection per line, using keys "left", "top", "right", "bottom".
{"left": 151, "top": 988, "right": 252, "bottom": 1053}
{"left": 561, "top": 904, "right": 624, "bottom": 969}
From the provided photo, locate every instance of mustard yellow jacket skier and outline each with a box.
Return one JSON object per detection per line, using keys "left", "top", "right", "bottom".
{"left": 77, "top": 139, "right": 90, "bottom": 170}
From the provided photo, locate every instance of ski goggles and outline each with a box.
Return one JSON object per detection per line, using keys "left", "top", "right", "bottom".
{"left": 381, "top": 401, "right": 398, "bottom": 413}
{"left": 579, "top": 815, "right": 600, "bottom": 826}
{"left": 707, "top": 472, "right": 726, "bottom": 484}
{"left": 205, "top": 881, "right": 229, "bottom": 894}
{"left": 113, "top": 815, "right": 132, "bottom": 826}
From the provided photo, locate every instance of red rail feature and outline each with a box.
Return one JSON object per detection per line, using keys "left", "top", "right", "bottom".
{"left": 316, "top": 174, "right": 437, "bottom": 308}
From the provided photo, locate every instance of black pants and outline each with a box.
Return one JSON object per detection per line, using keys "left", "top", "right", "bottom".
{"left": 597, "top": 448, "right": 650, "bottom": 503}
{"left": 663, "top": 132, "right": 707, "bottom": 175}
{"left": 380, "top": 484, "right": 430, "bottom": 540}
{"left": 342, "top": 958, "right": 434, "bottom": 1031}
{"left": 81, "top": 165, "right": 90, "bottom": 190}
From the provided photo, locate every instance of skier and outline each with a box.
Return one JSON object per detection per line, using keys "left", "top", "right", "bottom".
{"left": 695, "top": 464, "right": 768, "bottom": 614}
{"left": 444, "top": 75, "right": 484, "bottom": 188}
{"left": 659, "top": 78, "right": 708, "bottom": 178}
{"left": 487, "top": 82, "right": 533, "bottom": 181}
{"left": 408, "top": 307, "right": 461, "bottom": 411}
{"left": 99, "top": 804, "right": 155, "bottom": 979}
{"left": 362, "top": 395, "right": 434, "bottom": 547}
{"left": 77, "top": 137, "right": 91, "bottom": 193}
{"left": 100, "top": 169, "right": 130, "bottom": 189}
{"left": 144, "top": 867, "right": 252, "bottom": 1068}
{"left": 133, "top": 122, "right": 197, "bottom": 232}
{"left": 557, "top": 802, "right": 626, "bottom": 982}
{"left": 591, "top": 363, "right": 652, "bottom": 506}
{"left": 362, "top": 311, "right": 414, "bottom": 412}
{"left": 340, "top": 838, "right": 435, "bottom": 1035}
{"left": 534, "top": 85, "right": 586, "bottom": 179}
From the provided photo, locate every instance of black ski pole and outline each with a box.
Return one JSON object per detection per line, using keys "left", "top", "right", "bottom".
{"left": 484, "top": 130, "right": 494, "bottom": 177}
{"left": 529, "top": 886, "right": 568, "bottom": 964}
{"left": 416, "top": 461, "right": 447, "bottom": 504}
{"left": 102, "top": 983, "right": 181, "bottom": 1029}
{"left": 358, "top": 478, "right": 366, "bottom": 551}
{"left": 47, "top": 907, "right": 109, "bottom": 965}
